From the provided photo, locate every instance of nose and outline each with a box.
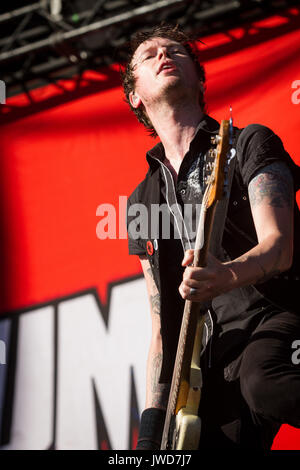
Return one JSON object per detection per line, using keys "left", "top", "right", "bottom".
{"left": 157, "top": 46, "right": 170, "bottom": 60}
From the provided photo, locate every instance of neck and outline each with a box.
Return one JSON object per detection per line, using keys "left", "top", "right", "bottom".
{"left": 147, "top": 100, "right": 204, "bottom": 164}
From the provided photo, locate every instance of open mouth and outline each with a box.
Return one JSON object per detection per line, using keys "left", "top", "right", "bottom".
{"left": 158, "top": 63, "right": 177, "bottom": 74}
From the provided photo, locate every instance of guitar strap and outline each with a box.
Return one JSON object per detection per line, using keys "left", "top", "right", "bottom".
{"left": 199, "top": 126, "right": 242, "bottom": 363}
{"left": 208, "top": 127, "right": 242, "bottom": 261}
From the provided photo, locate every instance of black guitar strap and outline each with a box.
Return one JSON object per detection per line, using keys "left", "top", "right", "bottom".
{"left": 209, "top": 126, "right": 243, "bottom": 261}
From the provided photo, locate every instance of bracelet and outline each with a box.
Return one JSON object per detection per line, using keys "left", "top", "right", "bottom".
{"left": 136, "top": 408, "right": 166, "bottom": 450}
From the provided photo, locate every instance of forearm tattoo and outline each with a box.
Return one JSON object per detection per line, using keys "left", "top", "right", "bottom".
{"left": 248, "top": 162, "right": 294, "bottom": 208}
{"left": 150, "top": 293, "right": 160, "bottom": 316}
{"left": 147, "top": 267, "right": 161, "bottom": 316}
{"left": 150, "top": 352, "right": 170, "bottom": 409}
{"left": 147, "top": 267, "right": 154, "bottom": 280}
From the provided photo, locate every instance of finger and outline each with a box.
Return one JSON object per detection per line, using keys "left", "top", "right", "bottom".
{"left": 181, "top": 278, "right": 200, "bottom": 289}
{"left": 179, "top": 282, "right": 195, "bottom": 300}
{"left": 179, "top": 283, "right": 204, "bottom": 301}
{"left": 182, "top": 278, "right": 214, "bottom": 294}
{"left": 182, "top": 249, "right": 194, "bottom": 266}
{"left": 183, "top": 266, "right": 214, "bottom": 281}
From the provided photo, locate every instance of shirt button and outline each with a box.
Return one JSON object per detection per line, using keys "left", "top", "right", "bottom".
{"left": 233, "top": 201, "right": 238, "bottom": 206}
{"left": 243, "top": 195, "right": 247, "bottom": 200}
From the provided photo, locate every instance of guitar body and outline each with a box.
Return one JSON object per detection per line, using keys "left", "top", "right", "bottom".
{"left": 174, "top": 409, "right": 201, "bottom": 450}
{"left": 171, "top": 312, "right": 204, "bottom": 450}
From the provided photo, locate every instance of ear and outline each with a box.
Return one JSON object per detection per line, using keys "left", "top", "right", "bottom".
{"left": 129, "top": 91, "right": 141, "bottom": 109}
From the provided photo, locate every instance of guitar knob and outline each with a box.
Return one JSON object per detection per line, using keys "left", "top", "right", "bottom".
{"left": 210, "top": 135, "right": 221, "bottom": 145}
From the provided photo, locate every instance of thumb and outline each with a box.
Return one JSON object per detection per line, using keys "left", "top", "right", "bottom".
{"left": 182, "top": 249, "right": 194, "bottom": 266}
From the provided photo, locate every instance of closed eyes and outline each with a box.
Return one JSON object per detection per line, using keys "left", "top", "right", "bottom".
{"left": 139, "top": 47, "right": 186, "bottom": 64}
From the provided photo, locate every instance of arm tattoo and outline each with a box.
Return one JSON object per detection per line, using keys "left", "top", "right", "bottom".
{"left": 147, "top": 267, "right": 161, "bottom": 315}
{"left": 147, "top": 267, "right": 154, "bottom": 279}
{"left": 248, "top": 162, "right": 294, "bottom": 209}
{"left": 150, "top": 352, "right": 170, "bottom": 409}
{"left": 150, "top": 293, "right": 160, "bottom": 316}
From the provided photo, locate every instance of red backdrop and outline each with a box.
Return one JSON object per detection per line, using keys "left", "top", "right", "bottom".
{"left": 0, "top": 6, "right": 299, "bottom": 450}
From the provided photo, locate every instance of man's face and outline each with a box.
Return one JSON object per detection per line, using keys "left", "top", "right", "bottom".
{"left": 129, "top": 37, "right": 201, "bottom": 109}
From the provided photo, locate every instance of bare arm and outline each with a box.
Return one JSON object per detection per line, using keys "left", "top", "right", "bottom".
{"left": 227, "top": 161, "right": 294, "bottom": 284}
{"left": 139, "top": 255, "right": 170, "bottom": 410}
{"left": 179, "top": 162, "right": 294, "bottom": 301}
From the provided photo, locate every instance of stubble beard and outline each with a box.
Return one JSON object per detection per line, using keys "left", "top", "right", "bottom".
{"left": 150, "top": 75, "right": 197, "bottom": 111}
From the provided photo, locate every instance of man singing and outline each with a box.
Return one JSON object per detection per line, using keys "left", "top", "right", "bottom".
{"left": 122, "top": 24, "right": 300, "bottom": 449}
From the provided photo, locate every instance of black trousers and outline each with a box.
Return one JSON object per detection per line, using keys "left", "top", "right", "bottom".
{"left": 198, "top": 310, "right": 300, "bottom": 449}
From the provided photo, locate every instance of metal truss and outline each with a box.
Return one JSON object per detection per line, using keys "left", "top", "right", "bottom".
{"left": 0, "top": 0, "right": 299, "bottom": 98}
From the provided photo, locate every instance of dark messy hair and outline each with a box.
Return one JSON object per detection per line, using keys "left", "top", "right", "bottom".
{"left": 120, "top": 24, "right": 206, "bottom": 138}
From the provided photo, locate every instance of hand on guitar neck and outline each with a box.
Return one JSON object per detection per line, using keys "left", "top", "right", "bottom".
{"left": 179, "top": 249, "right": 237, "bottom": 304}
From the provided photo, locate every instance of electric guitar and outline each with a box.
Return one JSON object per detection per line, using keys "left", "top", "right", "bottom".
{"left": 160, "top": 119, "right": 232, "bottom": 450}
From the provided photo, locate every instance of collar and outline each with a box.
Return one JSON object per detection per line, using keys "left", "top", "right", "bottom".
{"left": 146, "top": 114, "right": 220, "bottom": 172}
